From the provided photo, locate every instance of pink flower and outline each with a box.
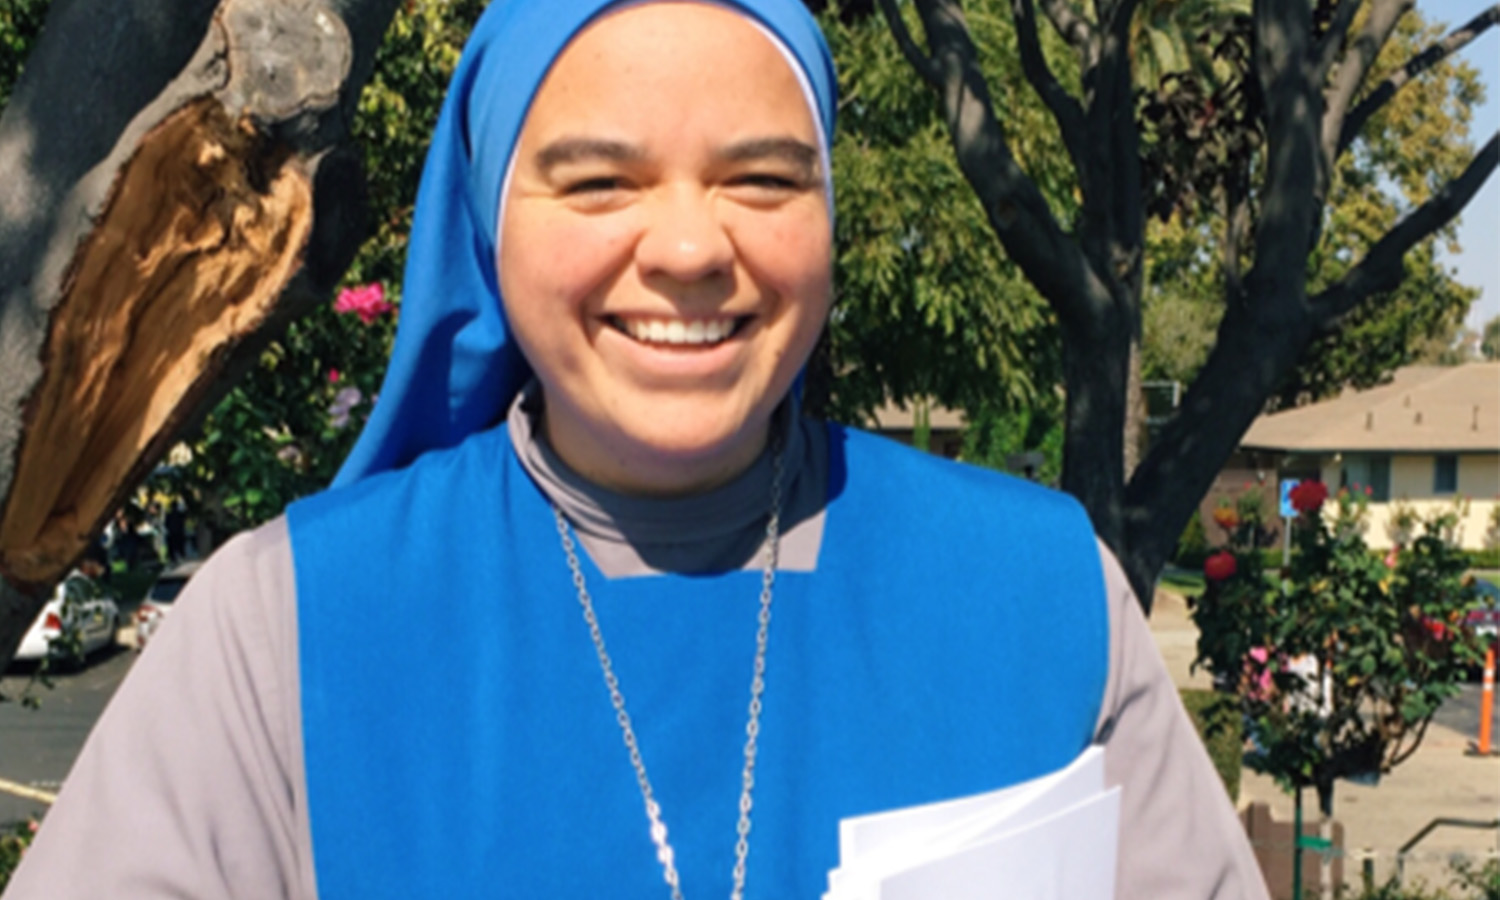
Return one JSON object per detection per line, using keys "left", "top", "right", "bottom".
{"left": 328, "top": 368, "right": 341, "bottom": 383}
{"left": 334, "top": 283, "right": 392, "bottom": 324}
{"left": 1245, "top": 647, "right": 1273, "bottom": 701}
{"left": 1204, "top": 551, "right": 1238, "bottom": 581}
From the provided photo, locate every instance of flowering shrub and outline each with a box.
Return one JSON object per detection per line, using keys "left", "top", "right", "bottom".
{"left": 1288, "top": 479, "right": 1329, "bottom": 515}
{"left": 1189, "top": 486, "right": 1484, "bottom": 815}
{"left": 0, "top": 817, "right": 40, "bottom": 892}
{"left": 1203, "top": 550, "right": 1237, "bottom": 581}
{"left": 333, "top": 283, "right": 394, "bottom": 324}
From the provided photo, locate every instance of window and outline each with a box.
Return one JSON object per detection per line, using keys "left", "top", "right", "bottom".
{"left": 1433, "top": 454, "right": 1458, "bottom": 494}
{"left": 1340, "top": 454, "right": 1391, "bottom": 502}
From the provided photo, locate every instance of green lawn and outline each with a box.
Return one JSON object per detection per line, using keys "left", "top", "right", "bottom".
{"left": 1158, "top": 569, "right": 1206, "bottom": 598}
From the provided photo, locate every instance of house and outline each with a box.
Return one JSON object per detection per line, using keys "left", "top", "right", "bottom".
{"left": 869, "top": 399, "right": 966, "bottom": 459}
{"left": 1237, "top": 363, "right": 1500, "bottom": 551}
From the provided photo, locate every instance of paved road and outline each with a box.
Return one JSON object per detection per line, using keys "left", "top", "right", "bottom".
{"left": 1, "top": 641, "right": 1495, "bottom": 830}
{"left": 0, "top": 647, "right": 136, "bottom": 824}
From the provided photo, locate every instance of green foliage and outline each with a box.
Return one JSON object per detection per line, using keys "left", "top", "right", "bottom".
{"left": 1135, "top": 8, "right": 1485, "bottom": 396}
{"left": 1190, "top": 485, "right": 1484, "bottom": 814}
{"left": 1176, "top": 508, "right": 1211, "bottom": 568}
{"left": 959, "top": 397, "right": 1064, "bottom": 484}
{"left": 1179, "top": 688, "right": 1242, "bottom": 801}
{"left": 818, "top": 2, "right": 1067, "bottom": 422}
{"left": 1278, "top": 9, "right": 1483, "bottom": 403}
{"left": 1326, "top": 860, "right": 1500, "bottom": 900}
{"left": 1482, "top": 316, "right": 1500, "bottom": 362}
{"left": 0, "top": 817, "right": 40, "bottom": 893}
{"left": 0, "top": 0, "right": 47, "bottom": 110}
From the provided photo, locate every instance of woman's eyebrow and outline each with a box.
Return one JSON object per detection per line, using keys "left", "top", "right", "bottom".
{"left": 720, "top": 137, "right": 819, "bottom": 175}
{"left": 534, "top": 137, "right": 644, "bottom": 174}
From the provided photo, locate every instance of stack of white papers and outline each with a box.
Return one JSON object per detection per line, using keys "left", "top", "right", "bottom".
{"left": 824, "top": 747, "right": 1120, "bottom": 900}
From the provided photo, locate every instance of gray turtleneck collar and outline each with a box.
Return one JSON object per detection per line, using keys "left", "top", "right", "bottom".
{"left": 506, "top": 384, "right": 827, "bottom": 578}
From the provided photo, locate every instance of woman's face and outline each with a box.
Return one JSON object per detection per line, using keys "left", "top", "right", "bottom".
{"left": 499, "top": 2, "right": 831, "bottom": 495}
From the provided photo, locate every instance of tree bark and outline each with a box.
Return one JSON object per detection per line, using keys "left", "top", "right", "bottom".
{"left": 0, "top": 0, "right": 400, "bottom": 669}
{"left": 884, "top": 0, "right": 1498, "bottom": 613}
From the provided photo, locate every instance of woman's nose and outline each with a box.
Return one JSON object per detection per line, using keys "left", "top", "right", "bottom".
{"left": 634, "top": 185, "right": 735, "bottom": 283}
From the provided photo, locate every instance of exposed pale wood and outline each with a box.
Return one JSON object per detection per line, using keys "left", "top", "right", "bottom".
{"left": 0, "top": 0, "right": 398, "bottom": 665}
{"left": 0, "top": 99, "right": 313, "bottom": 583}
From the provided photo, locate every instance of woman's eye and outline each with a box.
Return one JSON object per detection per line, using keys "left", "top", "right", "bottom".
{"left": 564, "top": 176, "right": 628, "bottom": 196}
{"left": 730, "top": 173, "right": 801, "bottom": 191}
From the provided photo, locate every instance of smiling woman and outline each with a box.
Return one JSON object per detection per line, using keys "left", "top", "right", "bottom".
{"left": 5, "top": 2, "right": 1269, "bottom": 899}
{"left": 500, "top": 4, "right": 832, "bottom": 495}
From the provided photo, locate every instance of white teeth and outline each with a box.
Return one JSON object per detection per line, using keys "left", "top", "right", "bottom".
{"left": 620, "top": 317, "right": 738, "bottom": 346}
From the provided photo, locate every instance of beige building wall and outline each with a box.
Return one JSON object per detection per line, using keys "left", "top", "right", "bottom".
{"left": 1312, "top": 453, "right": 1498, "bottom": 550}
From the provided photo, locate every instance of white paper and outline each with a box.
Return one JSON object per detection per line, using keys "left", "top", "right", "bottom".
{"left": 825, "top": 747, "right": 1119, "bottom": 900}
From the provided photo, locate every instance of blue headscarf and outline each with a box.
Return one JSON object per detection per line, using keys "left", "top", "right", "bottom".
{"left": 334, "top": 0, "right": 838, "bottom": 487}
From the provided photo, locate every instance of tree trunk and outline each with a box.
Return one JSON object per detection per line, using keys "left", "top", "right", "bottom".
{"left": 0, "top": 0, "right": 401, "bottom": 669}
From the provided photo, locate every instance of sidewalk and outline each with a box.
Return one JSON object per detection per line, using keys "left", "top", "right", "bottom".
{"left": 1149, "top": 588, "right": 1500, "bottom": 889}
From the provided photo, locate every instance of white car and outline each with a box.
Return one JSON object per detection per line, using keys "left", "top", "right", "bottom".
{"left": 134, "top": 560, "right": 202, "bottom": 650}
{"left": 14, "top": 573, "right": 121, "bottom": 666}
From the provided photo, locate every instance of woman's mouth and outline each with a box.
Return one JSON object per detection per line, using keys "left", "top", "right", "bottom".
{"left": 608, "top": 316, "right": 748, "bottom": 347}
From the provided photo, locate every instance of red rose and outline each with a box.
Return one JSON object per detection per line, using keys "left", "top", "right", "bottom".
{"left": 1289, "top": 480, "right": 1329, "bottom": 515}
{"left": 1204, "top": 550, "right": 1238, "bottom": 581}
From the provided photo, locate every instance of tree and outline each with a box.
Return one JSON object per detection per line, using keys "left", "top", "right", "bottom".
{"left": 812, "top": 6, "right": 1070, "bottom": 423}
{"left": 875, "top": 0, "right": 1499, "bottom": 608}
{"left": 177, "top": 0, "right": 482, "bottom": 544}
{"left": 0, "top": 0, "right": 406, "bottom": 666}
{"left": 1138, "top": 8, "right": 1484, "bottom": 399}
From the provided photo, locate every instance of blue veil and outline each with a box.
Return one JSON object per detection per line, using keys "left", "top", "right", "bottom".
{"left": 334, "top": 0, "right": 838, "bottom": 487}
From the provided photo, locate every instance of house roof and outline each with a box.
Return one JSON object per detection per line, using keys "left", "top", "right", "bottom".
{"left": 869, "top": 400, "right": 966, "bottom": 432}
{"left": 1241, "top": 363, "right": 1500, "bottom": 454}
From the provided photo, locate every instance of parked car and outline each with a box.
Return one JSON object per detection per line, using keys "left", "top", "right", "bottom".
{"left": 13, "top": 572, "right": 120, "bottom": 667}
{"left": 134, "top": 560, "right": 202, "bottom": 650}
{"left": 1466, "top": 579, "right": 1500, "bottom": 641}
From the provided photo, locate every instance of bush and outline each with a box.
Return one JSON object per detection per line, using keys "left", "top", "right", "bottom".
{"left": 1465, "top": 548, "right": 1500, "bottom": 570}
{"left": 1177, "top": 509, "right": 1210, "bottom": 569}
{"left": 1180, "top": 688, "right": 1241, "bottom": 802}
{"left": 0, "top": 818, "right": 40, "bottom": 892}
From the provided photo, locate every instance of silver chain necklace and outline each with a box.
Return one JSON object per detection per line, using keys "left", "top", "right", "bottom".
{"left": 551, "top": 443, "right": 784, "bottom": 900}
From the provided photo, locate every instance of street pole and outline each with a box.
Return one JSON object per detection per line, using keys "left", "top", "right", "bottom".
{"left": 1293, "top": 787, "right": 1304, "bottom": 900}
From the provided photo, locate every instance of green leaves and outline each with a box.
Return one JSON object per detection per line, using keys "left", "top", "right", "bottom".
{"left": 818, "top": 2, "right": 1065, "bottom": 423}
{"left": 1190, "top": 486, "right": 1484, "bottom": 807}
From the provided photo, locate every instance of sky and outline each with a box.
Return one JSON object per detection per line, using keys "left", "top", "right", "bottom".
{"left": 1421, "top": 0, "right": 1500, "bottom": 331}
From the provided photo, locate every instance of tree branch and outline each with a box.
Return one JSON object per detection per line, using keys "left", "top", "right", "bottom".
{"left": 1313, "top": 129, "right": 1499, "bottom": 324}
{"left": 1338, "top": 3, "right": 1500, "bottom": 154}
{"left": 899, "top": 0, "right": 1113, "bottom": 336}
{"left": 876, "top": 0, "right": 942, "bottom": 87}
{"left": 1011, "top": 0, "right": 1089, "bottom": 174}
{"left": 1314, "top": 0, "right": 1363, "bottom": 85}
{"left": 1037, "top": 0, "right": 1096, "bottom": 50}
{"left": 1221, "top": 186, "right": 1252, "bottom": 304}
{"left": 1321, "top": 0, "right": 1412, "bottom": 163}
